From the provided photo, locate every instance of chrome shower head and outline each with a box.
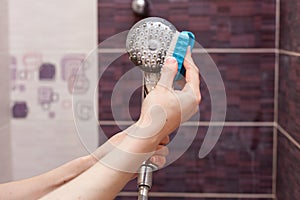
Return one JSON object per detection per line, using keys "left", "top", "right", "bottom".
{"left": 126, "top": 17, "right": 177, "bottom": 73}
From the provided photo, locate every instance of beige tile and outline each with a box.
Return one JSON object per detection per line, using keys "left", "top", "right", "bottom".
{"left": 11, "top": 120, "right": 92, "bottom": 180}
{"left": 0, "top": 0, "right": 8, "bottom": 52}
{"left": 0, "top": 53, "right": 10, "bottom": 127}
{"left": 0, "top": 124, "right": 12, "bottom": 183}
{"left": 9, "top": 0, "right": 97, "bottom": 52}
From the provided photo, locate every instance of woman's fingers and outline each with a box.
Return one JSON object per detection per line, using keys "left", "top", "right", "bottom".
{"left": 159, "top": 136, "right": 170, "bottom": 145}
{"left": 157, "top": 57, "right": 178, "bottom": 89}
{"left": 150, "top": 155, "right": 166, "bottom": 168}
{"left": 183, "top": 46, "right": 201, "bottom": 103}
{"left": 155, "top": 145, "right": 169, "bottom": 156}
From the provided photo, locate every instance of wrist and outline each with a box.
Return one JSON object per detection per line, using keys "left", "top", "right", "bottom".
{"left": 125, "top": 118, "right": 167, "bottom": 149}
{"left": 100, "top": 129, "right": 158, "bottom": 174}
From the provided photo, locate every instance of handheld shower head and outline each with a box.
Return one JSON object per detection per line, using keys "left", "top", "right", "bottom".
{"left": 126, "top": 17, "right": 195, "bottom": 200}
{"left": 126, "top": 17, "right": 195, "bottom": 84}
{"left": 126, "top": 17, "right": 177, "bottom": 73}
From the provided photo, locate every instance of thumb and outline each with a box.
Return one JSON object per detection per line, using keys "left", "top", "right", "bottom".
{"left": 158, "top": 57, "right": 178, "bottom": 88}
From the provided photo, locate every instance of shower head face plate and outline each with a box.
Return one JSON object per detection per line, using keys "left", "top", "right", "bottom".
{"left": 126, "top": 17, "right": 177, "bottom": 73}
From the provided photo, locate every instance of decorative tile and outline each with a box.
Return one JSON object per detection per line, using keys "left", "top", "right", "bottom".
{"left": 278, "top": 55, "right": 300, "bottom": 144}
{"left": 100, "top": 126, "right": 273, "bottom": 193}
{"left": 98, "top": 0, "right": 276, "bottom": 48}
{"left": 98, "top": 53, "right": 275, "bottom": 122}
{"left": 276, "top": 133, "right": 300, "bottom": 200}
{"left": 280, "top": 0, "right": 300, "bottom": 52}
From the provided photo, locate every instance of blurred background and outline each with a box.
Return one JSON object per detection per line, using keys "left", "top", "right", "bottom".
{"left": 0, "top": 0, "right": 299, "bottom": 199}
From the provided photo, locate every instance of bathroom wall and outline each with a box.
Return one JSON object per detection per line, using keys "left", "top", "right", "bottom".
{"left": 277, "top": 0, "right": 300, "bottom": 199}
{"left": 0, "top": 0, "right": 12, "bottom": 183}
{"left": 98, "top": 0, "right": 277, "bottom": 199}
{"left": 9, "top": 0, "right": 98, "bottom": 179}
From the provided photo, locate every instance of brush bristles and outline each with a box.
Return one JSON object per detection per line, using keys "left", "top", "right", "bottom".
{"left": 166, "top": 31, "right": 180, "bottom": 59}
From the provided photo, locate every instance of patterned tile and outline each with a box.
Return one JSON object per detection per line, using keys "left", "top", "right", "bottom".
{"left": 278, "top": 55, "right": 300, "bottom": 144}
{"left": 280, "top": 0, "right": 300, "bottom": 52}
{"left": 98, "top": 0, "right": 276, "bottom": 48}
{"left": 276, "top": 133, "right": 300, "bottom": 200}
{"left": 98, "top": 53, "right": 275, "bottom": 122}
{"left": 99, "top": 126, "right": 273, "bottom": 193}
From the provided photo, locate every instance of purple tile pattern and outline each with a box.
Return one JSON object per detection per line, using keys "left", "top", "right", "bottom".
{"left": 98, "top": 53, "right": 274, "bottom": 122}
{"left": 280, "top": 0, "right": 300, "bottom": 52}
{"left": 99, "top": 125, "right": 273, "bottom": 194}
{"left": 278, "top": 55, "right": 300, "bottom": 144}
{"left": 98, "top": 0, "right": 276, "bottom": 48}
{"left": 276, "top": 133, "right": 300, "bottom": 200}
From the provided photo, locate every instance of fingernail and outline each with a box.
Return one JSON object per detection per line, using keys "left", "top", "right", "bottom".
{"left": 166, "top": 57, "right": 177, "bottom": 64}
{"left": 151, "top": 157, "right": 157, "bottom": 164}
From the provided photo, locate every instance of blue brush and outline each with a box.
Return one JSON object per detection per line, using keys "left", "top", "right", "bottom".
{"left": 166, "top": 31, "right": 195, "bottom": 80}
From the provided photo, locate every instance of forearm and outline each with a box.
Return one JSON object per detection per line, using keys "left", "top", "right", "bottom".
{"left": 0, "top": 155, "right": 96, "bottom": 200}
{"left": 41, "top": 128, "right": 161, "bottom": 200}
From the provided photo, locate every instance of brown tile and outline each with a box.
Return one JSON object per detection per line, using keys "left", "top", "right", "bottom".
{"left": 98, "top": 53, "right": 142, "bottom": 121}
{"left": 98, "top": 53, "right": 275, "bottom": 122}
{"left": 98, "top": 0, "right": 276, "bottom": 48}
{"left": 280, "top": 0, "right": 300, "bottom": 52}
{"left": 99, "top": 126, "right": 273, "bottom": 193}
{"left": 278, "top": 55, "right": 300, "bottom": 144}
{"left": 276, "top": 132, "right": 300, "bottom": 200}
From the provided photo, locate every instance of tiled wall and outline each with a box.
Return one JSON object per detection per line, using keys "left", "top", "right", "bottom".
{"left": 98, "top": 0, "right": 277, "bottom": 199}
{"left": 0, "top": 0, "right": 12, "bottom": 183}
{"left": 9, "top": 0, "right": 99, "bottom": 179}
{"left": 277, "top": 0, "right": 300, "bottom": 199}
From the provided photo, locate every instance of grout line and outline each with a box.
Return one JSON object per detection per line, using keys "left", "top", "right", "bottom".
{"left": 275, "top": 0, "right": 280, "bottom": 50}
{"left": 98, "top": 49, "right": 126, "bottom": 53}
{"left": 193, "top": 48, "right": 276, "bottom": 54}
{"left": 273, "top": 0, "right": 280, "bottom": 198}
{"left": 183, "top": 121, "right": 275, "bottom": 127}
{"left": 272, "top": 126, "right": 278, "bottom": 195}
{"left": 118, "top": 192, "right": 275, "bottom": 199}
{"left": 277, "top": 124, "right": 300, "bottom": 150}
{"left": 0, "top": 123, "right": 10, "bottom": 131}
{"left": 98, "top": 48, "right": 277, "bottom": 54}
{"left": 9, "top": 49, "right": 96, "bottom": 54}
{"left": 274, "top": 0, "right": 280, "bottom": 124}
{"left": 279, "top": 49, "right": 300, "bottom": 57}
{"left": 99, "top": 120, "right": 275, "bottom": 127}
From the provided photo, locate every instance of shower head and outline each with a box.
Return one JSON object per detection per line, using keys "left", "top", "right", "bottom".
{"left": 126, "top": 17, "right": 177, "bottom": 73}
{"left": 126, "top": 17, "right": 195, "bottom": 80}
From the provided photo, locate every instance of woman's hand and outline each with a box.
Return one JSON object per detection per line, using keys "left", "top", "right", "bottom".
{"left": 136, "top": 47, "right": 201, "bottom": 143}
{"left": 40, "top": 48, "right": 201, "bottom": 200}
